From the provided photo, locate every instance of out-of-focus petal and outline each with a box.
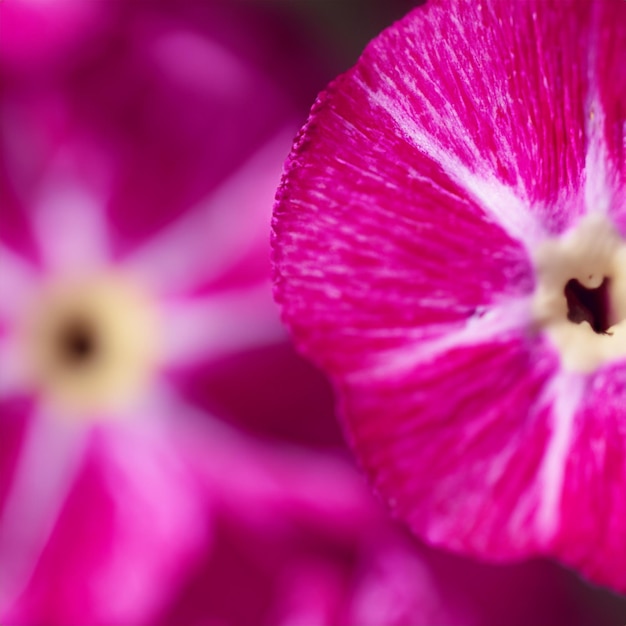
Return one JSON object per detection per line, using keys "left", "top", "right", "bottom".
{"left": 161, "top": 414, "right": 624, "bottom": 626}
{"left": 31, "top": 172, "right": 112, "bottom": 276}
{"left": 0, "top": 407, "right": 87, "bottom": 615}
{"left": 123, "top": 129, "right": 294, "bottom": 297}
{"left": 5, "top": 424, "right": 208, "bottom": 626}
{"left": 0, "top": 397, "right": 33, "bottom": 531}
{"left": 0, "top": 244, "right": 36, "bottom": 327}
{"left": 0, "top": 151, "right": 40, "bottom": 263}
{"left": 172, "top": 342, "right": 343, "bottom": 450}
{"left": 159, "top": 283, "right": 285, "bottom": 369}
{"left": 0, "top": 0, "right": 103, "bottom": 75}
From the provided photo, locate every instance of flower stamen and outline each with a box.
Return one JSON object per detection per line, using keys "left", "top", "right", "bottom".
{"left": 532, "top": 214, "right": 626, "bottom": 372}
{"left": 564, "top": 277, "right": 612, "bottom": 334}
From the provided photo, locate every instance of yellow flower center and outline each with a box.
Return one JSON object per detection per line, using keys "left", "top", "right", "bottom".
{"left": 21, "top": 273, "right": 158, "bottom": 415}
{"left": 532, "top": 213, "right": 626, "bottom": 372}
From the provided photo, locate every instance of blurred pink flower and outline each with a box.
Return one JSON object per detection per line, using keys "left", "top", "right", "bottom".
{"left": 158, "top": 441, "right": 619, "bottom": 626}
{"left": 0, "top": 1, "right": 326, "bottom": 622}
{"left": 272, "top": 0, "right": 626, "bottom": 593}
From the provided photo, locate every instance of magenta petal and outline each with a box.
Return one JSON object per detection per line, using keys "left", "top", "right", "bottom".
{"left": 592, "top": 1, "right": 626, "bottom": 229}
{"left": 0, "top": 158, "right": 40, "bottom": 264}
{"left": 342, "top": 330, "right": 560, "bottom": 558}
{"left": 0, "top": 244, "right": 36, "bottom": 331}
{"left": 123, "top": 129, "right": 293, "bottom": 297}
{"left": 0, "top": 0, "right": 103, "bottom": 74}
{"left": 51, "top": 2, "right": 305, "bottom": 258}
{"left": 274, "top": 99, "right": 534, "bottom": 374}
{"left": 0, "top": 397, "right": 32, "bottom": 523}
{"left": 172, "top": 341, "right": 343, "bottom": 449}
{"left": 353, "top": 0, "right": 592, "bottom": 230}
{"left": 553, "top": 362, "right": 626, "bottom": 589}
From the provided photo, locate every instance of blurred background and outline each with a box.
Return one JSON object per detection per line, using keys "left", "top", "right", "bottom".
{"left": 1, "top": 1, "right": 625, "bottom": 624}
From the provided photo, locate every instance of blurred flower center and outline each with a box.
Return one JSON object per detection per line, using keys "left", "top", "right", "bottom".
{"left": 532, "top": 214, "right": 626, "bottom": 372}
{"left": 57, "top": 315, "right": 99, "bottom": 366}
{"left": 22, "top": 273, "right": 158, "bottom": 415}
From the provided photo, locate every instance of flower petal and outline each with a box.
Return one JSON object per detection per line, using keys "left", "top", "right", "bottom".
{"left": 272, "top": 0, "right": 626, "bottom": 589}
{"left": 4, "top": 422, "right": 208, "bottom": 626}
{"left": 32, "top": 171, "right": 112, "bottom": 276}
{"left": 342, "top": 327, "right": 563, "bottom": 554}
{"left": 0, "top": 0, "right": 103, "bottom": 74}
{"left": 0, "top": 243, "right": 36, "bottom": 327}
{"left": 274, "top": 93, "right": 535, "bottom": 374}
{"left": 0, "top": 405, "right": 87, "bottom": 615}
{"left": 0, "top": 156, "right": 40, "bottom": 264}
{"left": 316, "top": 0, "right": 590, "bottom": 236}
{"left": 172, "top": 341, "right": 343, "bottom": 449}
{"left": 54, "top": 2, "right": 301, "bottom": 258}
{"left": 158, "top": 284, "right": 284, "bottom": 369}
{"left": 589, "top": 1, "right": 626, "bottom": 226}
{"left": 124, "top": 128, "right": 294, "bottom": 297}
{"left": 552, "top": 361, "right": 626, "bottom": 589}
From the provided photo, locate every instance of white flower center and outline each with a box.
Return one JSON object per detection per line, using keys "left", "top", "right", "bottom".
{"left": 532, "top": 214, "right": 626, "bottom": 372}
{"left": 20, "top": 273, "right": 158, "bottom": 415}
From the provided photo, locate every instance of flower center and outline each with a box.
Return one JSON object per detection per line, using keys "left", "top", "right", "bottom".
{"left": 58, "top": 316, "right": 99, "bottom": 366}
{"left": 532, "top": 214, "right": 626, "bottom": 372}
{"left": 22, "top": 273, "right": 158, "bottom": 415}
{"left": 564, "top": 277, "right": 612, "bottom": 334}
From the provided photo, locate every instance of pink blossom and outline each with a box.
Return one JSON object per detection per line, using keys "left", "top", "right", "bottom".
{"left": 0, "top": 1, "right": 325, "bottom": 622}
{"left": 272, "top": 0, "right": 626, "bottom": 592}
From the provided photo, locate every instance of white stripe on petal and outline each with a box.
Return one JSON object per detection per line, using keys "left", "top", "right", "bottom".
{"left": 0, "top": 334, "right": 29, "bottom": 400}
{"left": 362, "top": 83, "right": 545, "bottom": 248}
{"left": 123, "top": 126, "right": 296, "bottom": 296}
{"left": 0, "top": 406, "right": 88, "bottom": 609}
{"left": 159, "top": 281, "right": 285, "bottom": 368}
{"left": 583, "top": 95, "right": 612, "bottom": 216}
{"left": 535, "top": 370, "right": 584, "bottom": 539}
{"left": 0, "top": 244, "right": 36, "bottom": 324}
{"left": 33, "top": 178, "right": 111, "bottom": 277}
{"left": 355, "top": 296, "right": 534, "bottom": 380}
{"left": 583, "top": 8, "right": 614, "bottom": 218}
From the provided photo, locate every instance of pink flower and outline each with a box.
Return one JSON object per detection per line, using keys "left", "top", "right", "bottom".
{"left": 0, "top": 1, "right": 330, "bottom": 622}
{"left": 272, "top": 0, "right": 626, "bottom": 592}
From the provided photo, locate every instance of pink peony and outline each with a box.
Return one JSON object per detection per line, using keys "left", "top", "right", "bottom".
{"left": 272, "top": 0, "right": 626, "bottom": 592}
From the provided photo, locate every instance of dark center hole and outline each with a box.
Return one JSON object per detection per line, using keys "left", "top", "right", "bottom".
{"left": 57, "top": 318, "right": 99, "bottom": 366}
{"left": 564, "top": 277, "right": 612, "bottom": 334}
